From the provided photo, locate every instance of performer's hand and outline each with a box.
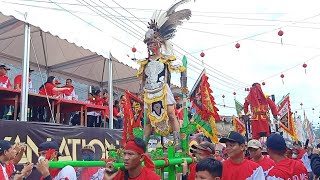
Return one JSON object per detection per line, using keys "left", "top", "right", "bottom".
{"left": 181, "top": 158, "right": 188, "bottom": 175}
{"left": 104, "top": 167, "right": 119, "bottom": 180}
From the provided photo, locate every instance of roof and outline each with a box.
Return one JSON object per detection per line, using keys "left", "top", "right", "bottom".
{"left": 0, "top": 12, "right": 141, "bottom": 93}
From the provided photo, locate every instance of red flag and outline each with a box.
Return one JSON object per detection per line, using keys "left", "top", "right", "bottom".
{"left": 122, "top": 91, "right": 144, "bottom": 145}
{"left": 278, "top": 95, "right": 297, "bottom": 141}
{"left": 233, "top": 116, "right": 246, "bottom": 135}
{"left": 190, "top": 70, "right": 220, "bottom": 143}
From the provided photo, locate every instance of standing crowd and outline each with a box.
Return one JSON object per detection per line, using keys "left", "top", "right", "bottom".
{"left": 2, "top": 131, "right": 320, "bottom": 180}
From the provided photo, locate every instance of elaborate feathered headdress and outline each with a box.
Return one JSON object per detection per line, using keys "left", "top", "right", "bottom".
{"left": 144, "top": 0, "right": 192, "bottom": 50}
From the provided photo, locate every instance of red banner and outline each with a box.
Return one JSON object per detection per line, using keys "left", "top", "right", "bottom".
{"left": 122, "top": 91, "right": 144, "bottom": 144}
{"left": 278, "top": 95, "right": 297, "bottom": 141}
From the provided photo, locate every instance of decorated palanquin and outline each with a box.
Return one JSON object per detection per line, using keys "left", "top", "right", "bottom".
{"left": 137, "top": 56, "right": 185, "bottom": 136}
{"left": 244, "top": 83, "right": 278, "bottom": 139}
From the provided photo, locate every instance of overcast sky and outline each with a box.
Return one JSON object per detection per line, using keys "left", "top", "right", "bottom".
{"left": 1, "top": 0, "right": 320, "bottom": 125}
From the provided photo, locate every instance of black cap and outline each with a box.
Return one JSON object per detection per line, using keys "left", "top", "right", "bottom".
{"left": 219, "top": 131, "right": 245, "bottom": 144}
{"left": 0, "top": 140, "right": 12, "bottom": 153}
{"left": 293, "top": 141, "right": 302, "bottom": 146}
{"left": 38, "top": 141, "right": 62, "bottom": 155}
{"left": 0, "top": 65, "right": 10, "bottom": 70}
{"left": 266, "top": 133, "right": 287, "bottom": 151}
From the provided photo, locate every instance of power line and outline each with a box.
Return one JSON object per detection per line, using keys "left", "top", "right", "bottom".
{"left": 80, "top": 0, "right": 250, "bottom": 88}
{"left": 10, "top": 0, "right": 252, "bottom": 89}
{"left": 10, "top": 0, "right": 289, "bottom": 15}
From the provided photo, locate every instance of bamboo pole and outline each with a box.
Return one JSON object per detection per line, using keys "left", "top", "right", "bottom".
{"left": 49, "top": 157, "right": 194, "bottom": 169}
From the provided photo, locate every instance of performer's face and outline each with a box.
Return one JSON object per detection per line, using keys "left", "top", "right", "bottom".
{"left": 147, "top": 41, "right": 160, "bottom": 54}
{"left": 123, "top": 150, "right": 144, "bottom": 170}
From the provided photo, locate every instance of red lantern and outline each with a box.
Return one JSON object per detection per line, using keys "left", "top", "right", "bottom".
{"left": 262, "top": 82, "right": 266, "bottom": 86}
{"left": 222, "top": 94, "right": 225, "bottom": 107}
{"left": 200, "top": 52, "right": 205, "bottom": 57}
{"left": 278, "top": 30, "right": 284, "bottom": 44}
{"left": 235, "top": 42, "right": 240, "bottom": 49}
{"left": 132, "top": 47, "right": 136, "bottom": 53}
{"left": 303, "top": 63, "right": 307, "bottom": 74}
{"left": 280, "top": 74, "right": 284, "bottom": 84}
{"left": 233, "top": 92, "right": 236, "bottom": 96}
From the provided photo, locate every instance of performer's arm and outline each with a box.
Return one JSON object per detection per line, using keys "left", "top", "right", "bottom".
{"left": 267, "top": 98, "right": 278, "bottom": 116}
{"left": 244, "top": 100, "right": 249, "bottom": 114}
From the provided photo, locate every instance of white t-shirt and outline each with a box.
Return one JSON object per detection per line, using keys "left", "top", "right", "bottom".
{"left": 54, "top": 165, "right": 77, "bottom": 180}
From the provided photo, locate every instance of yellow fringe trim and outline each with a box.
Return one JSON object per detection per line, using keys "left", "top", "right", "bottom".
{"left": 145, "top": 85, "right": 171, "bottom": 136}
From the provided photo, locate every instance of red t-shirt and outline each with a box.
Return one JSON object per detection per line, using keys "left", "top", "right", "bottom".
{"left": 266, "top": 158, "right": 308, "bottom": 180}
{"left": 297, "top": 149, "right": 306, "bottom": 159}
{"left": 0, "top": 75, "right": 11, "bottom": 88}
{"left": 254, "top": 156, "right": 275, "bottom": 172}
{"left": 110, "top": 167, "right": 160, "bottom": 180}
{"left": 39, "top": 83, "right": 55, "bottom": 96}
{"left": 176, "top": 109, "right": 184, "bottom": 120}
{"left": 222, "top": 159, "right": 265, "bottom": 180}
{"left": 62, "top": 85, "right": 74, "bottom": 96}
{"left": 5, "top": 162, "right": 15, "bottom": 178}
{"left": 187, "top": 162, "right": 196, "bottom": 180}
{"left": 113, "top": 107, "right": 119, "bottom": 118}
{"left": 0, "top": 161, "right": 15, "bottom": 179}
{"left": 13, "top": 75, "right": 31, "bottom": 88}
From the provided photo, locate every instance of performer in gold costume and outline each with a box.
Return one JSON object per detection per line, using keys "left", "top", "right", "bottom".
{"left": 137, "top": 0, "right": 192, "bottom": 150}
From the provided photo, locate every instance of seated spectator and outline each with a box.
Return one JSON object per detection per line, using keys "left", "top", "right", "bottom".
{"left": 86, "top": 93, "right": 96, "bottom": 127}
{"left": 195, "top": 157, "right": 223, "bottom": 180}
{"left": 0, "top": 65, "right": 11, "bottom": 119}
{"left": 62, "top": 79, "right": 77, "bottom": 100}
{"left": 13, "top": 68, "right": 34, "bottom": 90}
{"left": 39, "top": 76, "right": 70, "bottom": 97}
{"left": 38, "top": 141, "right": 76, "bottom": 180}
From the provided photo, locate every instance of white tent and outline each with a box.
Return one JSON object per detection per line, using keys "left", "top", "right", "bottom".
{"left": 0, "top": 12, "right": 141, "bottom": 93}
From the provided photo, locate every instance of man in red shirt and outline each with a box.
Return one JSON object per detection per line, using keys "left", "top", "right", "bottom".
{"left": 0, "top": 140, "right": 33, "bottom": 180}
{"left": 0, "top": 65, "right": 11, "bottom": 88}
{"left": 38, "top": 141, "right": 76, "bottom": 179}
{"left": 13, "top": 68, "right": 34, "bottom": 90}
{"left": 248, "top": 139, "right": 275, "bottom": 176}
{"left": 104, "top": 138, "right": 160, "bottom": 180}
{"left": 266, "top": 133, "right": 308, "bottom": 179}
{"left": 182, "top": 141, "right": 215, "bottom": 180}
{"left": 220, "top": 131, "right": 265, "bottom": 180}
{"left": 0, "top": 65, "right": 12, "bottom": 119}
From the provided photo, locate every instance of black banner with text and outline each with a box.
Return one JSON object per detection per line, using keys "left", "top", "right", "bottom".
{"left": 0, "top": 120, "right": 122, "bottom": 179}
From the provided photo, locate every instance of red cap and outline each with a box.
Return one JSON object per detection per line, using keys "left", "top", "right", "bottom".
{"left": 54, "top": 79, "right": 61, "bottom": 85}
